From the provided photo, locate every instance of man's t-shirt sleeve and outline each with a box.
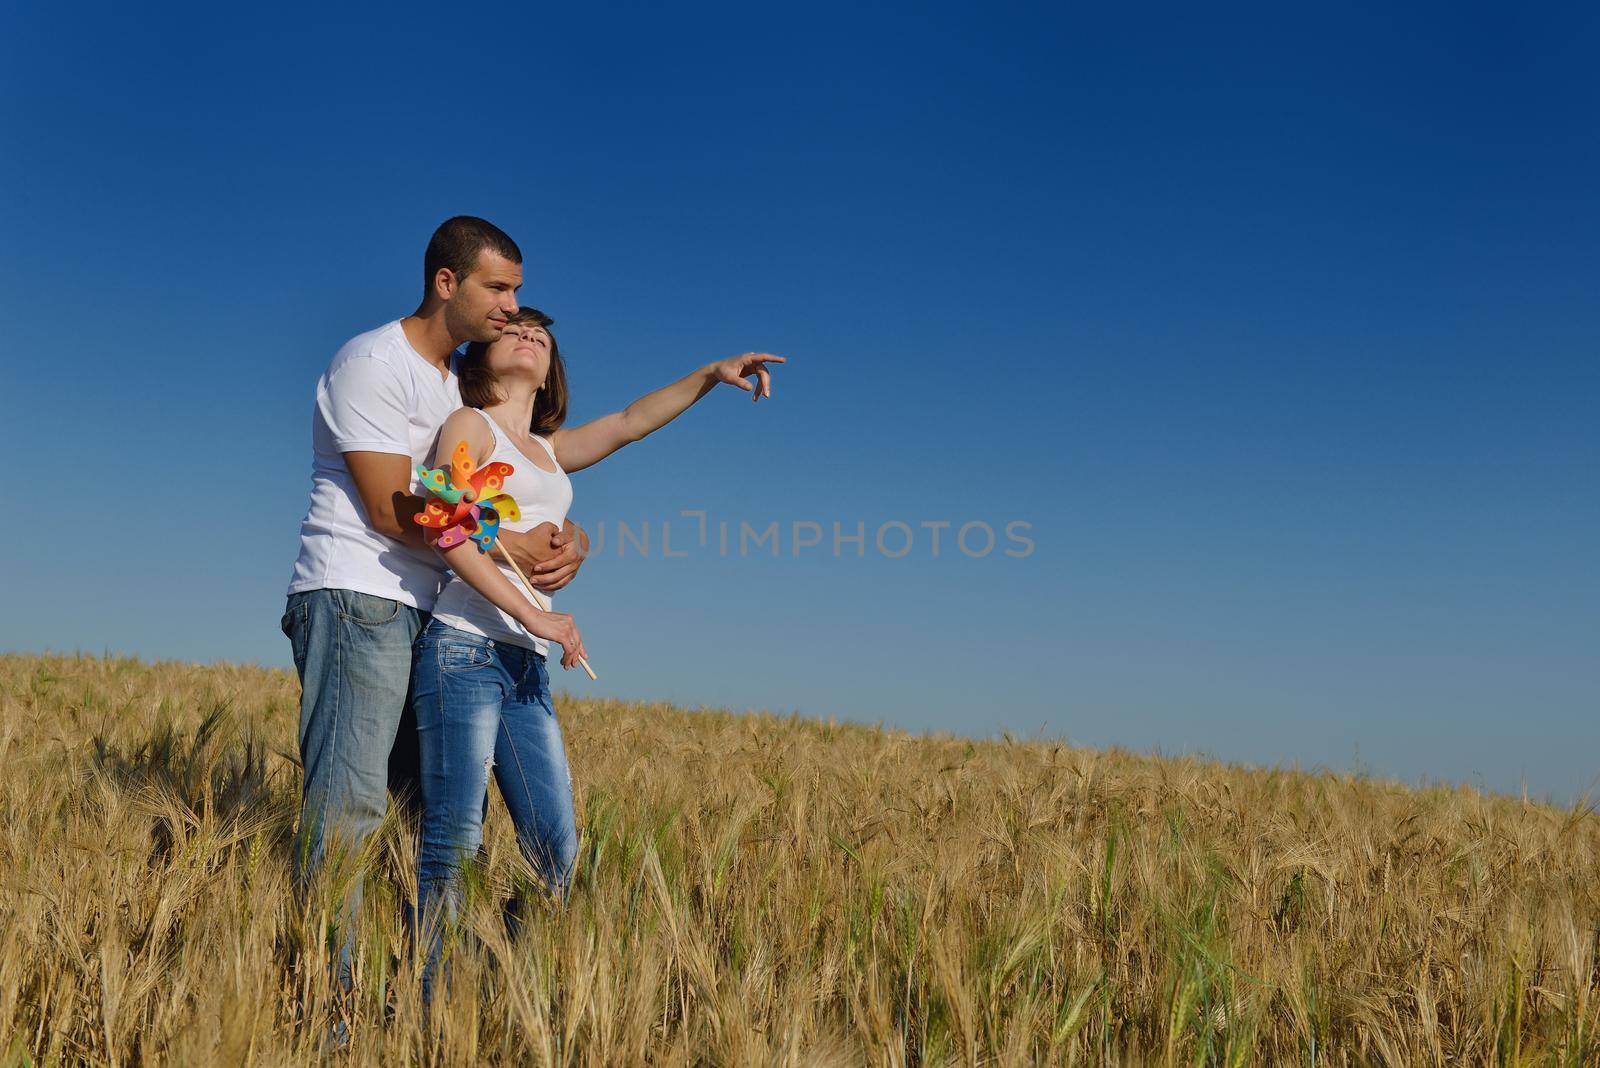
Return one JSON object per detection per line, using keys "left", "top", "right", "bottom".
{"left": 321, "top": 355, "right": 411, "bottom": 454}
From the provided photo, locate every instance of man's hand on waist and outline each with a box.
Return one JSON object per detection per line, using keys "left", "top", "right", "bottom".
{"left": 501, "top": 519, "right": 590, "bottom": 593}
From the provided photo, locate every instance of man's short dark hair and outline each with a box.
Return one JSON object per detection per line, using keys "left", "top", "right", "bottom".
{"left": 423, "top": 216, "right": 522, "bottom": 295}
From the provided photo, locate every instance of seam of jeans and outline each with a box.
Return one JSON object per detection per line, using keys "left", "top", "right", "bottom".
{"left": 511, "top": 647, "right": 531, "bottom": 693}
{"left": 533, "top": 658, "right": 551, "bottom": 714}
{"left": 433, "top": 636, "right": 454, "bottom": 836}
{"left": 284, "top": 601, "right": 308, "bottom": 672}
{"left": 500, "top": 702, "right": 572, "bottom": 871}
{"left": 497, "top": 715, "right": 544, "bottom": 878}
{"left": 317, "top": 591, "right": 342, "bottom": 858}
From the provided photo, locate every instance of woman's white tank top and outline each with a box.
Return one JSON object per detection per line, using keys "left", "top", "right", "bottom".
{"left": 429, "top": 408, "right": 573, "bottom": 655}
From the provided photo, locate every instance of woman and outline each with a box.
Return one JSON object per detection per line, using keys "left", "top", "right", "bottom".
{"left": 410, "top": 306, "right": 782, "bottom": 1001}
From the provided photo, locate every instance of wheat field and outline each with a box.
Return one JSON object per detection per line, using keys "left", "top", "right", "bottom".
{"left": 1, "top": 653, "right": 1598, "bottom": 1065}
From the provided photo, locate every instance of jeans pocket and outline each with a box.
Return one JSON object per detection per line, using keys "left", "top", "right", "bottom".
{"left": 439, "top": 639, "right": 494, "bottom": 673}
{"left": 335, "top": 589, "right": 402, "bottom": 628}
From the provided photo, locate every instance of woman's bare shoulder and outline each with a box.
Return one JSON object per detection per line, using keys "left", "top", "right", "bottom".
{"left": 433, "top": 406, "right": 495, "bottom": 462}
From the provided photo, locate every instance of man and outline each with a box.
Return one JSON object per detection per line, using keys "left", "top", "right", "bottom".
{"left": 280, "top": 216, "right": 586, "bottom": 988}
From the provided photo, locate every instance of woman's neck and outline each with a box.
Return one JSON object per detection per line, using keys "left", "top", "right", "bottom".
{"left": 484, "top": 379, "right": 539, "bottom": 437}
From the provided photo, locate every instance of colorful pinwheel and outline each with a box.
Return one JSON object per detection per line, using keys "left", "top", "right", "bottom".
{"left": 414, "top": 442, "right": 520, "bottom": 551}
{"left": 415, "top": 441, "right": 596, "bottom": 680}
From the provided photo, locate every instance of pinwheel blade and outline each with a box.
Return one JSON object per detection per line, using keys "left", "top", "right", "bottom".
{"left": 469, "top": 506, "right": 502, "bottom": 551}
{"left": 469, "top": 461, "right": 515, "bottom": 501}
{"left": 480, "top": 492, "right": 521, "bottom": 523}
{"left": 450, "top": 441, "right": 477, "bottom": 499}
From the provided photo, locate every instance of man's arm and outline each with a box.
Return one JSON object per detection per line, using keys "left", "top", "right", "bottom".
{"left": 322, "top": 353, "right": 434, "bottom": 548}
{"left": 503, "top": 519, "right": 590, "bottom": 591}
{"left": 344, "top": 451, "right": 431, "bottom": 548}
{"left": 355, "top": 404, "right": 498, "bottom": 548}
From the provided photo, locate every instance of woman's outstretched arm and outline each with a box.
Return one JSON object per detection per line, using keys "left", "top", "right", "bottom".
{"left": 550, "top": 352, "right": 785, "bottom": 473}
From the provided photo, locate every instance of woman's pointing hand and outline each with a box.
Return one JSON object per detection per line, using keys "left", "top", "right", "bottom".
{"left": 711, "top": 353, "right": 786, "bottom": 402}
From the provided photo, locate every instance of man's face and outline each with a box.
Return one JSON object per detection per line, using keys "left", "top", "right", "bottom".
{"left": 442, "top": 249, "right": 522, "bottom": 344}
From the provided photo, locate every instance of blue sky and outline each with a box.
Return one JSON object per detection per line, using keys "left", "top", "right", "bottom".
{"left": 3, "top": 2, "right": 1595, "bottom": 800}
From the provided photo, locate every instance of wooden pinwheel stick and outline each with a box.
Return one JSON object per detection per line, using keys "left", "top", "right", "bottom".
{"left": 495, "top": 542, "right": 598, "bottom": 682}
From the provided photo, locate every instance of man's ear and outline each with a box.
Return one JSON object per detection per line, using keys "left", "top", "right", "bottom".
{"left": 433, "top": 267, "right": 458, "bottom": 302}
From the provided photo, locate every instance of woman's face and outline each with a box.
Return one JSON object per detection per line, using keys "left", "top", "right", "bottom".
{"left": 485, "top": 321, "right": 552, "bottom": 387}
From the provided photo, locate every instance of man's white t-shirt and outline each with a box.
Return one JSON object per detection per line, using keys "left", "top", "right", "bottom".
{"left": 287, "top": 320, "right": 462, "bottom": 610}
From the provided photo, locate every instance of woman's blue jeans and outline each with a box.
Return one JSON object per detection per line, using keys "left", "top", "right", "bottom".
{"left": 410, "top": 618, "right": 579, "bottom": 1002}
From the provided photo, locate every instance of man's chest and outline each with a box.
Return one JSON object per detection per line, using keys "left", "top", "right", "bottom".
{"left": 405, "top": 378, "right": 461, "bottom": 459}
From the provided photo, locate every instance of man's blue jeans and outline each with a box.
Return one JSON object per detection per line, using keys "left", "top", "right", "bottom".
{"left": 281, "top": 588, "right": 426, "bottom": 989}
{"left": 410, "top": 618, "right": 579, "bottom": 1002}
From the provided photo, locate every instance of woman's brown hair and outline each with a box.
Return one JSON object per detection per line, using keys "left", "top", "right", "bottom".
{"left": 457, "top": 307, "right": 569, "bottom": 434}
